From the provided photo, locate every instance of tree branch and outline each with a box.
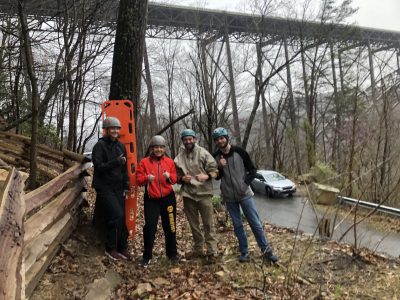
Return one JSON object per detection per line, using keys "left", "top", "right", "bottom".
{"left": 156, "top": 109, "right": 194, "bottom": 136}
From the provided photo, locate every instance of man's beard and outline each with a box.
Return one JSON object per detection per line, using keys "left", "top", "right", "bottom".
{"left": 219, "top": 140, "right": 229, "bottom": 149}
{"left": 184, "top": 143, "right": 194, "bottom": 150}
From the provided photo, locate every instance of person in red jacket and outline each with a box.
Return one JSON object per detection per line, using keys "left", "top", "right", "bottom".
{"left": 136, "top": 135, "right": 178, "bottom": 267}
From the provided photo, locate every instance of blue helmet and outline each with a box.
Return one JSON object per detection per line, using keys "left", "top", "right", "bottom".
{"left": 212, "top": 127, "right": 228, "bottom": 140}
{"left": 181, "top": 128, "right": 196, "bottom": 139}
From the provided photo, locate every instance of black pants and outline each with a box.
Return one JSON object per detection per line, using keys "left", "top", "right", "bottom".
{"left": 143, "top": 192, "right": 177, "bottom": 260}
{"left": 95, "top": 188, "right": 128, "bottom": 252}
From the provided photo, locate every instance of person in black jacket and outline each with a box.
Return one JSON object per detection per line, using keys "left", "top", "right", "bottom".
{"left": 92, "top": 116, "right": 130, "bottom": 261}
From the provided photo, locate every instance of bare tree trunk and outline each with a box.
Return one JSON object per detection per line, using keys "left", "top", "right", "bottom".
{"left": 379, "top": 80, "right": 389, "bottom": 197}
{"left": 367, "top": 42, "right": 376, "bottom": 102}
{"left": 397, "top": 49, "right": 400, "bottom": 75}
{"left": 338, "top": 50, "right": 345, "bottom": 91}
{"left": 300, "top": 46, "right": 314, "bottom": 169}
{"left": 330, "top": 42, "right": 341, "bottom": 169}
{"left": 257, "top": 45, "right": 272, "bottom": 168}
{"left": 13, "top": 55, "right": 22, "bottom": 134}
{"left": 242, "top": 44, "right": 262, "bottom": 150}
{"left": 284, "top": 38, "right": 301, "bottom": 175}
{"left": 200, "top": 42, "right": 213, "bottom": 151}
{"left": 109, "top": 0, "right": 148, "bottom": 120}
{"left": 347, "top": 88, "right": 359, "bottom": 197}
{"left": 18, "top": 0, "right": 39, "bottom": 189}
{"left": 167, "top": 66, "right": 176, "bottom": 157}
{"left": 63, "top": 4, "right": 76, "bottom": 151}
{"left": 224, "top": 31, "right": 241, "bottom": 144}
{"left": 57, "top": 84, "right": 67, "bottom": 150}
{"left": 143, "top": 40, "right": 158, "bottom": 135}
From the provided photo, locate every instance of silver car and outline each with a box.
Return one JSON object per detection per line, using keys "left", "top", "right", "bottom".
{"left": 251, "top": 170, "right": 296, "bottom": 198}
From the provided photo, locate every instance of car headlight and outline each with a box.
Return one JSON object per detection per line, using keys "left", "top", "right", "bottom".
{"left": 272, "top": 187, "right": 283, "bottom": 191}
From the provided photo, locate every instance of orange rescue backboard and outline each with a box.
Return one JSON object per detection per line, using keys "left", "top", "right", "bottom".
{"left": 101, "top": 100, "right": 138, "bottom": 237}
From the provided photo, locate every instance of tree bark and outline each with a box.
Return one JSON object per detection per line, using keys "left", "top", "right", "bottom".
{"left": 330, "top": 42, "right": 341, "bottom": 169}
{"left": 200, "top": 42, "right": 214, "bottom": 151}
{"left": 284, "top": 38, "right": 301, "bottom": 175}
{"left": 18, "top": 0, "right": 39, "bottom": 189}
{"left": 109, "top": 0, "right": 149, "bottom": 119}
{"left": 0, "top": 168, "right": 25, "bottom": 300}
{"left": 143, "top": 40, "right": 158, "bottom": 135}
{"left": 224, "top": 31, "right": 241, "bottom": 145}
{"left": 256, "top": 45, "right": 272, "bottom": 168}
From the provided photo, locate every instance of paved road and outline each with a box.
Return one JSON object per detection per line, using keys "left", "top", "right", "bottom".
{"left": 251, "top": 191, "right": 400, "bottom": 258}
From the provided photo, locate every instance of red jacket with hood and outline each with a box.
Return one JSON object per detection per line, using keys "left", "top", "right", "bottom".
{"left": 137, "top": 154, "right": 177, "bottom": 199}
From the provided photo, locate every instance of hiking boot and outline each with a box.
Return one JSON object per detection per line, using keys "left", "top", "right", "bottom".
{"left": 118, "top": 249, "right": 132, "bottom": 261}
{"left": 185, "top": 252, "right": 203, "bottom": 260}
{"left": 138, "top": 257, "right": 151, "bottom": 268}
{"left": 262, "top": 248, "right": 278, "bottom": 263}
{"left": 105, "top": 249, "right": 120, "bottom": 261}
{"left": 239, "top": 252, "right": 250, "bottom": 263}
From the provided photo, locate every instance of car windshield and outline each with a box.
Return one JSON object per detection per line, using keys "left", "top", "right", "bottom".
{"left": 263, "top": 173, "right": 285, "bottom": 181}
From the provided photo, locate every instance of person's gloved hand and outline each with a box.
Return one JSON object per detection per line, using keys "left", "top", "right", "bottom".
{"left": 148, "top": 172, "right": 155, "bottom": 182}
{"left": 119, "top": 154, "right": 127, "bottom": 164}
{"left": 163, "top": 170, "right": 170, "bottom": 179}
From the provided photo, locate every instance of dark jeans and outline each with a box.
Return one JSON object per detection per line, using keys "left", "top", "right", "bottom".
{"left": 95, "top": 188, "right": 128, "bottom": 252}
{"left": 225, "top": 196, "right": 270, "bottom": 254}
{"left": 143, "top": 192, "right": 177, "bottom": 260}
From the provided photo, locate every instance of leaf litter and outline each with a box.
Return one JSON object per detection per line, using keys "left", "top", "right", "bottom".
{"left": 30, "top": 185, "right": 400, "bottom": 299}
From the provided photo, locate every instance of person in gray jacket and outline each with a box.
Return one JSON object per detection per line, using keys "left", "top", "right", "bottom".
{"left": 174, "top": 129, "right": 219, "bottom": 262}
{"left": 212, "top": 127, "right": 278, "bottom": 263}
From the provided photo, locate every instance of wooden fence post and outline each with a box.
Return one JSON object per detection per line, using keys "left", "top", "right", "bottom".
{"left": 0, "top": 167, "right": 26, "bottom": 300}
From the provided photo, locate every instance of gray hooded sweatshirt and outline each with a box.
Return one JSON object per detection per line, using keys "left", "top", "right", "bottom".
{"left": 213, "top": 145, "right": 259, "bottom": 202}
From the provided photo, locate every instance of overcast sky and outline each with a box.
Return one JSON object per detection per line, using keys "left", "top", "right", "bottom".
{"left": 174, "top": 0, "right": 400, "bottom": 32}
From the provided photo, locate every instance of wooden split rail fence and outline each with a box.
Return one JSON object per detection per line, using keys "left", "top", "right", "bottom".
{"left": 0, "top": 132, "right": 91, "bottom": 299}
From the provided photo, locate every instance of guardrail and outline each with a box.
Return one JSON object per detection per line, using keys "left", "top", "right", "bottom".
{"left": 337, "top": 195, "right": 400, "bottom": 217}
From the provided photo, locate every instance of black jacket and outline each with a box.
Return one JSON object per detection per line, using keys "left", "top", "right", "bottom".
{"left": 92, "top": 136, "right": 129, "bottom": 190}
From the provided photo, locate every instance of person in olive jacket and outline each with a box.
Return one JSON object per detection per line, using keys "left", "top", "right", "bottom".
{"left": 174, "top": 129, "right": 219, "bottom": 263}
{"left": 92, "top": 116, "right": 130, "bottom": 261}
{"left": 136, "top": 135, "right": 179, "bottom": 267}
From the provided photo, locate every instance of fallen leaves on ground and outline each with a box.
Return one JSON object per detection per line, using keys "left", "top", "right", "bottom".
{"left": 31, "top": 183, "right": 400, "bottom": 300}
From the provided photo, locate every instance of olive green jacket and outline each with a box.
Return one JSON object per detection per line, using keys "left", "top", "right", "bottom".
{"left": 174, "top": 144, "right": 218, "bottom": 200}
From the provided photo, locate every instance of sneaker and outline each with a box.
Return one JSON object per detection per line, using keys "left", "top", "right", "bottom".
{"left": 105, "top": 249, "right": 120, "bottom": 261}
{"left": 169, "top": 255, "right": 180, "bottom": 264}
{"left": 118, "top": 249, "right": 132, "bottom": 261}
{"left": 239, "top": 252, "right": 250, "bottom": 263}
{"left": 262, "top": 248, "right": 278, "bottom": 263}
{"left": 138, "top": 257, "right": 151, "bottom": 268}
